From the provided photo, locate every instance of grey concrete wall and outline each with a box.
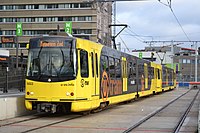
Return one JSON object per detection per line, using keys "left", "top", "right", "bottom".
{"left": 0, "top": 96, "right": 33, "bottom": 120}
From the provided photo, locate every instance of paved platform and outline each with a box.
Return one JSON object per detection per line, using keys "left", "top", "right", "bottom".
{"left": 0, "top": 87, "right": 199, "bottom": 133}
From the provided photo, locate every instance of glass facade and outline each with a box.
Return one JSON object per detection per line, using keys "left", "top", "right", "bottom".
{"left": 0, "top": 3, "right": 92, "bottom": 11}
{"left": 0, "top": 16, "right": 92, "bottom": 23}
{"left": 1, "top": 29, "right": 92, "bottom": 36}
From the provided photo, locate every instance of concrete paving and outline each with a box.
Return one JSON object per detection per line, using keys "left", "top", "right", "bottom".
{"left": 0, "top": 87, "right": 199, "bottom": 133}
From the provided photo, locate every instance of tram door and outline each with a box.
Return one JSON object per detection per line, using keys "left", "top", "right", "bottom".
{"left": 155, "top": 68, "right": 162, "bottom": 89}
{"left": 91, "top": 50, "right": 99, "bottom": 96}
{"left": 122, "top": 57, "right": 127, "bottom": 92}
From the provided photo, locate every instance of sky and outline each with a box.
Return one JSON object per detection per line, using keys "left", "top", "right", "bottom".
{"left": 114, "top": 0, "right": 200, "bottom": 52}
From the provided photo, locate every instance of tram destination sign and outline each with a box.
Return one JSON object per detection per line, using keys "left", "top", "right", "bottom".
{"left": 40, "top": 41, "right": 64, "bottom": 47}
{"left": 29, "top": 37, "right": 74, "bottom": 48}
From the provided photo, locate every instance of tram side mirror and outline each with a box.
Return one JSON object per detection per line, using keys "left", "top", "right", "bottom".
{"left": 26, "top": 43, "right": 30, "bottom": 49}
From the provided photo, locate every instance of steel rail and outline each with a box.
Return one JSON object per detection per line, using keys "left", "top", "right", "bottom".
{"left": 21, "top": 114, "right": 83, "bottom": 133}
{"left": 0, "top": 113, "right": 48, "bottom": 127}
{"left": 173, "top": 89, "right": 200, "bottom": 133}
{"left": 123, "top": 89, "right": 192, "bottom": 133}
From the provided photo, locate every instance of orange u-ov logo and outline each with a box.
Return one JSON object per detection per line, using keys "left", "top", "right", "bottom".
{"left": 101, "top": 71, "right": 109, "bottom": 102}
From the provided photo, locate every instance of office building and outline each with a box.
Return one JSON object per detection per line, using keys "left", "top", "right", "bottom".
{"left": 0, "top": 0, "right": 112, "bottom": 56}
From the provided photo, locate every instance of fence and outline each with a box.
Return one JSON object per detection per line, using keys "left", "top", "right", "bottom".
{"left": 0, "top": 68, "right": 25, "bottom": 93}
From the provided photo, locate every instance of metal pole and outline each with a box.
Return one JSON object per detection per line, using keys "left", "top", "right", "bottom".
{"left": 113, "top": 1, "right": 116, "bottom": 36}
{"left": 171, "top": 41, "right": 174, "bottom": 69}
{"left": 195, "top": 42, "right": 198, "bottom": 82}
{"left": 4, "top": 67, "right": 9, "bottom": 93}
{"left": 16, "top": 36, "right": 19, "bottom": 69}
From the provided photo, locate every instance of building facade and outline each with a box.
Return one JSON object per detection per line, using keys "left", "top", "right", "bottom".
{"left": 173, "top": 49, "right": 200, "bottom": 82}
{"left": 132, "top": 46, "right": 200, "bottom": 82}
{"left": 0, "top": 0, "right": 112, "bottom": 56}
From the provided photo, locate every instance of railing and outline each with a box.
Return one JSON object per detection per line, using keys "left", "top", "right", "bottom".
{"left": 0, "top": 68, "right": 25, "bottom": 93}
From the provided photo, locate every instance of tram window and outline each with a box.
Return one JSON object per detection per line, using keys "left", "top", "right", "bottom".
{"left": 144, "top": 64, "right": 148, "bottom": 79}
{"left": 128, "top": 62, "right": 132, "bottom": 78}
{"left": 95, "top": 53, "right": 98, "bottom": 77}
{"left": 105, "top": 56, "right": 109, "bottom": 73}
{"left": 109, "top": 57, "right": 115, "bottom": 78}
{"left": 149, "top": 67, "right": 154, "bottom": 79}
{"left": 157, "top": 69, "right": 161, "bottom": 79}
{"left": 115, "top": 59, "right": 121, "bottom": 78}
{"left": 80, "top": 50, "right": 89, "bottom": 77}
{"left": 138, "top": 63, "right": 144, "bottom": 76}
{"left": 101, "top": 55, "right": 109, "bottom": 75}
{"left": 91, "top": 52, "right": 94, "bottom": 77}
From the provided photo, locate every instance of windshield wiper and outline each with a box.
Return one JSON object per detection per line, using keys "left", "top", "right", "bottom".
{"left": 58, "top": 48, "right": 65, "bottom": 76}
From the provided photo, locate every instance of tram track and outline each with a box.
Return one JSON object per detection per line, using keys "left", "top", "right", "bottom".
{"left": 20, "top": 114, "right": 84, "bottom": 133}
{"left": 0, "top": 113, "right": 49, "bottom": 127}
{"left": 123, "top": 88, "right": 200, "bottom": 133}
{"left": 0, "top": 112, "right": 86, "bottom": 133}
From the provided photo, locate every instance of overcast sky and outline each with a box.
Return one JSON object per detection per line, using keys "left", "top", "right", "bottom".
{"left": 114, "top": 0, "right": 200, "bottom": 51}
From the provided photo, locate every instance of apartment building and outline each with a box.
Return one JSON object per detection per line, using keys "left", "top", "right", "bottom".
{"left": 0, "top": 0, "right": 112, "bottom": 56}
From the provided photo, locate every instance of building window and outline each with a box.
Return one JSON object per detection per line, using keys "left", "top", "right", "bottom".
{"left": 1, "top": 29, "right": 93, "bottom": 36}
{"left": 5, "top": 5, "right": 14, "bottom": 10}
{"left": 26, "top": 5, "right": 35, "bottom": 9}
{"left": 72, "top": 3, "right": 79, "bottom": 8}
{"left": 0, "top": 3, "right": 94, "bottom": 11}
{"left": 187, "top": 59, "right": 191, "bottom": 64}
{"left": 58, "top": 4, "right": 65, "bottom": 8}
{"left": 16, "top": 5, "right": 26, "bottom": 9}
{"left": 80, "top": 3, "right": 92, "bottom": 8}
{"left": 64, "top": 4, "right": 71, "bottom": 8}
{"left": 34, "top": 5, "right": 39, "bottom": 9}
{"left": 183, "top": 59, "right": 187, "bottom": 64}
{"left": 73, "top": 29, "right": 92, "bottom": 34}
{"left": 39, "top": 5, "right": 45, "bottom": 9}
{"left": 0, "top": 16, "right": 92, "bottom": 23}
{"left": 191, "top": 59, "right": 195, "bottom": 64}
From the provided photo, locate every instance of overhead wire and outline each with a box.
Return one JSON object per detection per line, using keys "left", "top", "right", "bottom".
{"left": 158, "top": 0, "right": 192, "bottom": 42}
{"left": 115, "top": 19, "right": 147, "bottom": 42}
{"left": 112, "top": 18, "right": 146, "bottom": 50}
{"left": 119, "top": 35, "right": 131, "bottom": 52}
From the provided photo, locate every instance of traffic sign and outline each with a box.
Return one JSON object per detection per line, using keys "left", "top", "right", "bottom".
{"left": 16, "top": 23, "right": 22, "bottom": 36}
{"left": 65, "top": 22, "right": 72, "bottom": 34}
{"left": 139, "top": 52, "right": 142, "bottom": 59}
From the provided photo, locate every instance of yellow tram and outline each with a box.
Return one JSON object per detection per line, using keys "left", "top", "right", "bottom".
{"left": 25, "top": 33, "right": 176, "bottom": 113}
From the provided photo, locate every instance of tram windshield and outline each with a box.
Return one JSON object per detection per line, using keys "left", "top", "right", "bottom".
{"left": 26, "top": 37, "right": 77, "bottom": 82}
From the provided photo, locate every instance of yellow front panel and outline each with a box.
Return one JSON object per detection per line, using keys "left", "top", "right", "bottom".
{"left": 26, "top": 79, "right": 76, "bottom": 101}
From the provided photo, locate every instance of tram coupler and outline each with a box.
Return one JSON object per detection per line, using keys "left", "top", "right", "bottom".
{"left": 37, "top": 103, "right": 57, "bottom": 113}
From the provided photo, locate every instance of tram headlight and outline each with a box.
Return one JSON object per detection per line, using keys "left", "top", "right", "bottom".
{"left": 27, "top": 91, "right": 34, "bottom": 95}
{"left": 66, "top": 92, "right": 74, "bottom": 96}
{"left": 66, "top": 92, "right": 70, "bottom": 96}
